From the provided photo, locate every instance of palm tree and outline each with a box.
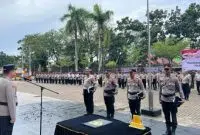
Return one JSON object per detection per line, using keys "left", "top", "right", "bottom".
{"left": 61, "top": 4, "right": 88, "bottom": 71}
{"left": 91, "top": 4, "right": 113, "bottom": 72}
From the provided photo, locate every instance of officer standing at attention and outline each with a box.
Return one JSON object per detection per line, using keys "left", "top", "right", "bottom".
{"left": 83, "top": 69, "right": 96, "bottom": 115}
{"left": 127, "top": 69, "right": 145, "bottom": 118}
{"left": 159, "top": 64, "right": 185, "bottom": 135}
{"left": 103, "top": 71, "right": 118, "bottom": 119}
{"left": 0, "top": 64, "right": 18, "bottom": 135}
{"left": 181, "top": 71, "right": 191, "bottom": 100}
{"left": 194, "top": 71, "right": 200, "bottom": 95}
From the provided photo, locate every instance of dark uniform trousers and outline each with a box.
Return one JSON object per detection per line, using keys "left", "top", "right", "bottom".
{"left": 0, "top": 116, "right": 14, "bottom": 135}
{"left": 128, "top": 99, "right": 141, "bottom": 117}
{"left": 83, "top": 90, "right": 94, "bottom": 114}
{"left": 142, "top": 79, "right": 146, "bottom": 89}
{"left": 162, "top": 101, "right": 177, "bottom": 127}
{"left": 182, "top": 83, "right": 190, "bottom": 100}
{"left": 196, "top": 81, "right": 200, "bottom": 94}
{"left": 104, "top": 96, "right": 115, "bottom": 118}
{"left": 152, "top": 79, "right": 157, "bottom": 90}
{"left": 121, "top": 79, "right": 125, "bottom": 89}
{"left": 118, "top": 78, "right": 121, "bottom": 88}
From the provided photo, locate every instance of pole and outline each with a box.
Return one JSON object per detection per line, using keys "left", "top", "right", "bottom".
{"left": 23, "top": 80, "right": 59, "bottom": 135}
{"left": 22, "top": 54, "right": 24, "bottom": 70}
{"left": 141, "top": 0, "right": 161, "bottom": 116}
{"left": 40, "top": 87, "right": 43, "bottom": 135}
{"left": 147, "top": 0, "right": 151, "bottom": 68}
{"left": 29, "top": 45, "right": 32, "bottom": 76}
{"left": 147, "top": 0, "right": 153, "bottom": 111}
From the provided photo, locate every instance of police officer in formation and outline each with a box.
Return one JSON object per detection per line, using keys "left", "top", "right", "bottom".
{"left": 35, "top": 72, "right": 84, "bottom": 85}
{"left": 194, "top": 71, "right": 200, "bottom": 95}
{"left": 181, "top": 71, "right": 192, "bottom": 100}
{"left": 127, "top": 69, "right": 146, "bottom": 117}
{"left": 83, "top": 69, "right": 96, "bottom": 115}
{"left": 0, "top": 64, "right": 18, "bottom": 135}
{"left": 103, "top": 71, "right": 118, "bottom": 119}
{"left": 139, "top": 72, "right": 147, "bottom": 89}
{"left": 159, "top": 64, "right": 185, "bottom": 135}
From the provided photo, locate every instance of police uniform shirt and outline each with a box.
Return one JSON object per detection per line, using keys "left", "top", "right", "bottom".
{"left": 140, "top": 73, "right": 146, "bottom": 80}
{"left": 195, "top": 73, "right": 200, "bottom": 81}
{"left": 0, "top": 77, "right": 18, "bottom": 121}
{"left": 103, "top": 76, "right": 118, "bottom": 97}
{"left": 83, "top": 75, "right": 96, "bottom": 91}
{"left": 147, "top": 73, "right": 153, "bottom": 82}
{"left": 182, "top": 74, "right": 191, "bottom": 85}
{"left": 127, "top": 77, "right": 145, "bottom": 100}
{"left": 159, "top": 74, "right": 184, "bottom": 102}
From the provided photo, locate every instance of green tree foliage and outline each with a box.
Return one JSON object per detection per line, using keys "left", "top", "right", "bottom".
{"left": 153, "top": 38, "right": 189, "bottom": 61}
{"left": 0, "top": 52, "right": 19, "bottom": 67}
{"left": 105, "top": 61, "right": 117, "bottom": 69}
{"left": 149, "top": 9, "right": 167, "bottom": 43}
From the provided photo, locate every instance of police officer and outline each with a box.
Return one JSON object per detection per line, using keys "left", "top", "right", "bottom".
{"left": 140, "top": 72, "right": 147, "bottom": 89}
{"left": 103, "top": 71, "right": 118, "bottom": 119}
{"left": 83, "top": 69, "right": 96, "bottom": 115}
{"left": 159, "top": 64, "right": 185, "bottom": 135}
{"left": 152, "top": 72, "right": 157, "bottom": 90}
{"left": 127, "top": 69, "right": 145, "bottom": 118}
{"left": 194, "top": 71, "right": 200, "bottom": 95}
{"left": 147, "top": 72, "right": 152, "bottom": 89}
{"left": 181, "top": 71, "right": 191, "bottom": 100}
{"left": 0, "top": 64, "right": 18, "bottom": 135}
{"left": 35, "top": 73, "right": 38, "bottom": 83}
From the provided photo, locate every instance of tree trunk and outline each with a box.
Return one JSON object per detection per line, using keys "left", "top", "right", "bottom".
{"left": 98, "top": 29, "right": 102, "bottom": 72}
{"left": 75, "top": 31, "right": 78, "bottom": 72}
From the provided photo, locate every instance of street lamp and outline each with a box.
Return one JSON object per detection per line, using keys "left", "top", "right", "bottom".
{"left": 141, "top": 0, "right": 161, "bottom": 117}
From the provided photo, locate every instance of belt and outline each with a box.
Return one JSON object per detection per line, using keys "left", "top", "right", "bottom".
{"left": 104, "top": 89, "right": 115, "bottom": 94}
{"left": 128, "top": 91, "right": 139, "bottom": 95}
{"left": 162, "top": 93, "right": 175, "bottom": 97}
{"left": 0, "top": 102, "right": 18, "bottom": 106}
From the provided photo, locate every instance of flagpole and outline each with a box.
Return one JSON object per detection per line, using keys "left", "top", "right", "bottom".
{"left": 141, "top": 0, "right": 161, "bottom": 117}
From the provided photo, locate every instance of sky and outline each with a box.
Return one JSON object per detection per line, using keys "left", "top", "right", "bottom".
{"left": 0, "top": 0, "right": 198, "bottom": 55}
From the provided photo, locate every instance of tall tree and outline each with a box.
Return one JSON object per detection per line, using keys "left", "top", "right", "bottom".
{"left": 91, "top": 4, "right": 113, "bottom": 72}
{"left": 61, "top": 4, "right": 88, "bottom": 71}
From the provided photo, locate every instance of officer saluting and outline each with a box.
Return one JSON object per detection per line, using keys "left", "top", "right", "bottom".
{"left": 159, "top": 64, "right": 185, "bottom": 135}
{"left": 83, "top": 69, "right": 96, "bottom": 115}
{"left": 0, "top": 64, "right": 18, "bottom": 135}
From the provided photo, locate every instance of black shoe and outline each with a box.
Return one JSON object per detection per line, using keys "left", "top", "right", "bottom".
{"left": 106, "top": 116, "right": 111, "bottom": 119}
{"left": 163, "top": 125, "right": 171, "bottom": 135}
{"left": 171, "top": 126, "right": 176, "bottom": 135}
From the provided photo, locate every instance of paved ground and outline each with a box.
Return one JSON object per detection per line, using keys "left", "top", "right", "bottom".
{"left": 16, "top": 81, "right": 200, "bottom": 128}
{"left": 13, "top": 92, "right": 200, "bottom": 135}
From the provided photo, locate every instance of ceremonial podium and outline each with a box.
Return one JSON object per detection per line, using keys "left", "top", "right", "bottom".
{"left": 54, "top": 115, "right": 151, "bottom": 135}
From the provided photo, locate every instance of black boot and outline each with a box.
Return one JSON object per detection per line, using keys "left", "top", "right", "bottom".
{"left": 110, "top": 113, "right": 114, "bottom": 119}
{"left": 106, "top": 113, "right": 111, "bottom": 119}
{"left": 163, "top": 125, "right": 171, "bottom": 135}
{"left": 171, "top": 126, "right": 176, "bottom": 135}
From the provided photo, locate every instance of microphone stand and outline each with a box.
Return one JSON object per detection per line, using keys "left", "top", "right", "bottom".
{"left": 24, "top": 79, "right": 59, "bottom": 135}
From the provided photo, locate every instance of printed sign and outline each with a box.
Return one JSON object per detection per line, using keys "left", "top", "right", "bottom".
{"left": 181, "top": 49, "right": 200, "bottom": 71}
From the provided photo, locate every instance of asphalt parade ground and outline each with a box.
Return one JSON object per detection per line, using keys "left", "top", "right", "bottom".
{"left": 14, "top": 81, "right": 200, "bottom": 135}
